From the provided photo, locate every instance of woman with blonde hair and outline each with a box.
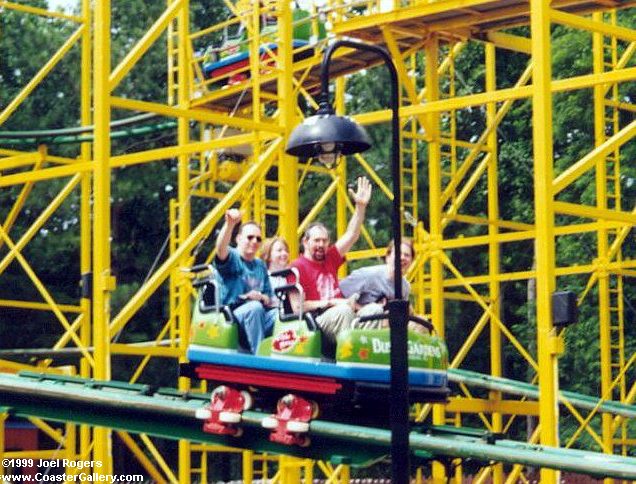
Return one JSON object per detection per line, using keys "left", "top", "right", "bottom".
{"left": 260, "top": 236, "right": 291, "bottom": 296}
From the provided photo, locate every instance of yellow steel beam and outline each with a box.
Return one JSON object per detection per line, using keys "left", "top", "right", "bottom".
{"left": 531, "top": 2, "right": 560, "bottom": 478}
{"left": 593, "top": 19, "right": 626, "bottom": 455}
{"left": 424, "top": 36, "right": 447, "bottom": 483}
{"left": 0, "top": 151, "right": 44, "bottom": 171}
{"left": 116, "top": 432, "right": 168, "bottom": 484}
{"left": 0, "top": 138, "right": 281, "bottom": 185}
{"left": 332, "top": 0, "right": 495, "bottom": 34}
{"left": 109, "top": 0, "right": 186, "bottom": 91}
{"left": 112, "top": 132, "right": 273, "bottom": 167}
{"left": 390, "top": 65, "right": 636, "bottom": 122}
{"left": 278, "top": 0, "right": 300, "bottom": 258}
{"left": 440, "top": 220, "right": 628, "bottom": 250}
{"left": 0, "top": 358, "right": 58, "bottom": 373}
{"left": 447, "top": 214, "right": 534, "bottom": 231}
{"left": 110, "top": 139, "right": 281, "bottom": 337}
{"left": 436, "top": 136, "right": 493, "bottom": 152}
{"left": 0, "top": 299, "right": 82, "bottom": 313}
{"left": 440, "top": 252, "right": 539, "bottom": 371}
{"left": 0, "top": 25, "right": 85, "bottom": 126}
{"left": 297, "top": 179, "right": 338, "bottom": 237}
{"left": 382, "top": 26, "right": 431, "bottom": 134}
{"left": 440, "top": 63, "right": 532, "bottom": 206}
{"left": 0, "top": 163, "right": 92, "bottom": 188}
{"left": 0, "top": 148, "right": 24, "bottom": 156}
{"left": 0, "top": 149, "right": 76, "bottom": 165}
{"left": 175, "top": 0, "right": 192, "bottom": 478}
{"left": 484, "top": 32, "right": 532, "bottom": 54}
{"left": 0, "top": 174, "right": 81, "bottom": 276}
{"left": 554, "top": 201, "right": 636, "bottom": 224}
{"left": 336, "top": 77, "right": 348, "bottom": 278}
{"left": 561, "top": 398, "right": 607, "bottom": 450}
{"left": 27, "top": 417, "right": 65, "bottom": 444}
{"left": 606, "top": 99, "right": 636, "bottom": 113}
{"left": 552, "top": 64, "right": 636, "bottom": 92}
{"left": 93, "top": 0, "right": 112, "bottom": 470}
{"left": 442, "top": 154, "right": 490, "bottom": 227}
{"left": 449, "top": 308, "right": 492, "bottom": 370}
{"left": 139, "top": 434, "right": 179, "bottom": 484}
{"left": 128, "top": 315, "right": 178, "bottom": 384}
{"left": 550, "top": 8, "right": 636, "bottom": 43}
{"left": 189, "top": 15, "right": 238, "bottom": 40}
{"left": 579, "top": 207, "right": 636, "bottom": 302}
{"left": 0, "top": 149, "right": 46, "bottom": 254}
{"left": 110, "top": 96, "right": 283, "bottom": 133}
{"left": 566, "top": 353, "right": 636, "bottom": 450}
{"left": 441, "top": 259, "right": 636, "bottom": 288}
{"left": 354, "top": 152, "right": 394, "bottom": 201}
{"left": 53, "top": 314, "right": 85, "bottom": 350}
{"left": 0, "top": 226, "right": 94, "bottom": 365}
{"left": 110, "top": 344, "right": 183, "bottom": 357}
{"left": 486, "top": 41, "right": 504, "bottom": 484}
{"left": 553, "top": 118, "right": 636, "bottom": 194}
{"left": 0, "top": 0, "right": 82, "bottom": 23}
{"left": 603, "top": 41, "right": 636, "bottom": 97}
{"left": 417, "top": 41, "right": 467, "bottom": 104}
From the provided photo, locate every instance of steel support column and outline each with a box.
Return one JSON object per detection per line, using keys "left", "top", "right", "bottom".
{"left": 79, "top": 0, "right": 92, "bottom": 456}
{"left": 92, "top": 0, "right": 113, "bottom": 472}
{"left": 592, "top": 12, "right": 618, "bottom": 472}
{"left": 425, "top": 36, "right": 446, "bottom": 483}
{"left": 278, "top": 0, "right": 298, "bottom": 256}
{"left": 530, "top": 1, "right": 559, "bottom": 483}
{"left": 176, "top": 0, "right": 192, "bottom": 482}
{"left": 485, "top": 40, "right": 504, "bottom": 484}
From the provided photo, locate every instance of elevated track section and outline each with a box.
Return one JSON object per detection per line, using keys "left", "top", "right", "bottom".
{"left": 1, "top": 372, "right": 635, "bottom": 480}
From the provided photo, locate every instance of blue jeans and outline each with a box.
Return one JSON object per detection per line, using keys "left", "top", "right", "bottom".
{"left": 233, "top": 301, "right": 277, "bottom": 353}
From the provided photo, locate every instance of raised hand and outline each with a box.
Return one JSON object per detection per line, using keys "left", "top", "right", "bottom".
{"left": 225, "top": 208, "right": 242, "bottom": 226}
{"left": 348, "top": 176, "right": 372, "bottom": 208}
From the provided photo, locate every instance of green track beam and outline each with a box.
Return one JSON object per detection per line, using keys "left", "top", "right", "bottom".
{"left": 0, "top": 372, "right": 635, "bottom": 479}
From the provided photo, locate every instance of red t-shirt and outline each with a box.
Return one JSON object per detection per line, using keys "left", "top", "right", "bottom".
{"left": 291, "top": 246, "right": 345, "bottom": 301}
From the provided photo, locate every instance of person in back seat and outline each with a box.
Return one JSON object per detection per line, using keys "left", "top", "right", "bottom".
{"left": 214, "top": 208, "right": 276, "bottom": 353}
{"left": 340, "top": 239, "right": 413, "bottom": 327}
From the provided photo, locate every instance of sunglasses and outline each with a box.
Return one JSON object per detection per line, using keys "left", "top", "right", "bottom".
{"left": 246, "top": 235, "right": 262, "bottom": 242}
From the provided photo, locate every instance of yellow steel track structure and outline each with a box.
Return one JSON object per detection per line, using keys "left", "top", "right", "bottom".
{"left": 1, "top": 0, "right": 635, "bottom": 482}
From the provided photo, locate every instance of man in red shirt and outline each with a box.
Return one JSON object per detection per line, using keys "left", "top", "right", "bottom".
{"left": 291, "top": 176, "right": 372, "bottom": 349}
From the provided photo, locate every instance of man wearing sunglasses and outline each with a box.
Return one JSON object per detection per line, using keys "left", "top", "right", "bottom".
{"left": 214, "top": 208, "right": 275, "bottom": 353}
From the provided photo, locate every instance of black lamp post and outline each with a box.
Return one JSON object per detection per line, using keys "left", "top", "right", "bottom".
{"left": 286, "top": 39, "right": 411, "bottom": 484}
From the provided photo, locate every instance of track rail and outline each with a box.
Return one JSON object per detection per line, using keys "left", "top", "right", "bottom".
{"left": 1, "top": 372, "right": 635, "bottom": 479}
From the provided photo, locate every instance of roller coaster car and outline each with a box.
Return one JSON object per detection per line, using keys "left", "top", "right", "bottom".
{"left": 184, "top": 267, "right": 449, "bottom": 444}
{"left": 201, "top": 8, "right": 326, "bottom": 88}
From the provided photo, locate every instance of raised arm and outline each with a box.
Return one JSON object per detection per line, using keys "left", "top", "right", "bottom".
{"left": 215, "top": 208, "right": 242, "bottom": 261}
{"left": 335, "top": 176, "right": 372, "bottom": 256}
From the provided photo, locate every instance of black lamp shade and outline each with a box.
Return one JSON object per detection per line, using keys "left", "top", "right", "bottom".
{"left": 285, "top": 113, "right": 372, "bottom": 158}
